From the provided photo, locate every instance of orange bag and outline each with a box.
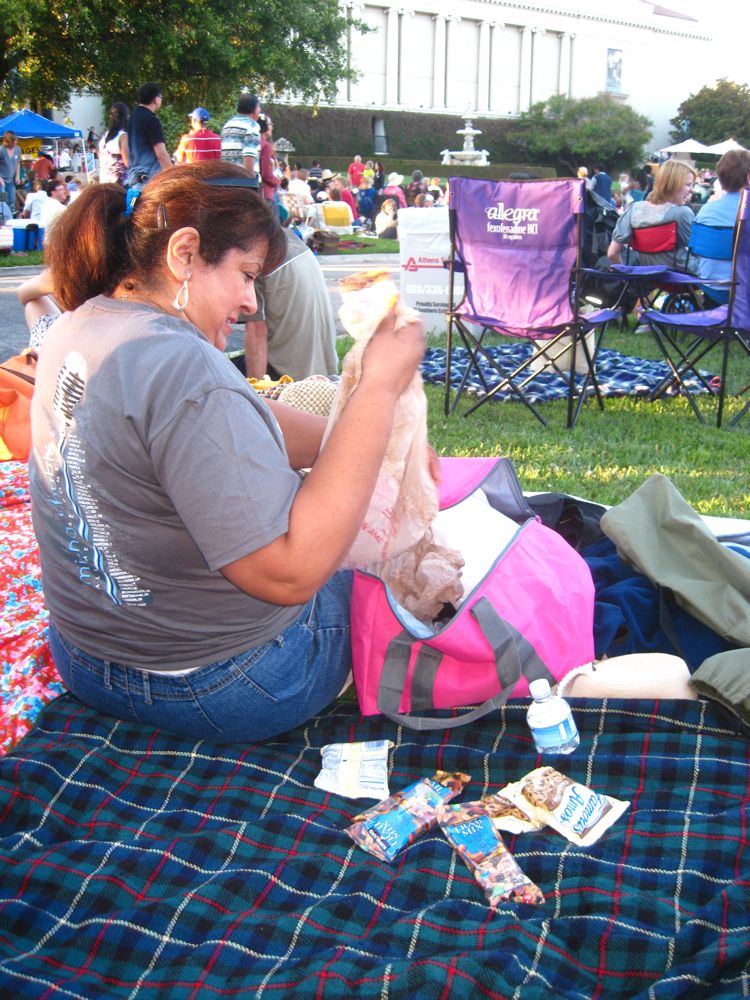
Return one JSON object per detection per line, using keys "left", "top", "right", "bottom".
{"left": 0, "top": 349, "right": 37, "bottom": 461}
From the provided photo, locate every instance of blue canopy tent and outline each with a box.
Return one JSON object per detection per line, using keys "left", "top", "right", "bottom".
{"left": 0, "top": 109, "right": 87, "bottom": 181}
{"left": 0, "top": 108, "right": 82, "bottom": 140}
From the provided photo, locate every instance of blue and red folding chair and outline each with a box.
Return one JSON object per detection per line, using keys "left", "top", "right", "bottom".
{"left": 444, "top": 177, "right": 619, "bottom": 429}
{"left": 640, "top": 188, "right": 750, "bottom": 428}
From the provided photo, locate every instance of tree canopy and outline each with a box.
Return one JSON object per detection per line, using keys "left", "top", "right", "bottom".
{"left": 508, "top": 94, "right": 652, "bottom": 175}
{"left": 0, "top": 0, "right": 361, "bottom": 114}
{"left": 670, "top": 79, "right": 750, "bottom": 147}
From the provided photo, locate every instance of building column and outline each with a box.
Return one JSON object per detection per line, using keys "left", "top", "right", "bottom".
{"left": 559, "top": 32, "right": 573, "bottom": 97}
{"left": 477, "top": 20, "right": 493, "bottom": 113}
{"left": 343, "top": 2, "right": 365, "bottom": 103}
{"left": 385, "top": 6, "right": 400, "bottom": 106}
{"left": 519, "top": 26, "right": 532, "bottom": 112}
{"left": 397, "top": 8, "right": 414, "bottom": 106}
{"left": 432, "top": 15, "right": 446, "bottom": 109}
{"left": 445, "top": 15, "right": 462, "bottom": 110}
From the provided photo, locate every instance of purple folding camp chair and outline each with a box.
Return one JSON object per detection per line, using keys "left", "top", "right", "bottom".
{"left": 640, "top": 187, "right": 750, "bottom": 428}
{"left": 445, "top": 176, "right": 620, "bottom": 428}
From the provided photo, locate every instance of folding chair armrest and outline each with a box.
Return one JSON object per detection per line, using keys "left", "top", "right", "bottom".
{"left": 610, "top": 264, "right": 669, "bottom": 277}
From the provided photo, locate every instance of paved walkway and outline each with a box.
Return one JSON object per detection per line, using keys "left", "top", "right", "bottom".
{"left": 0, "top": 253, "right": 402, "bottom": 359}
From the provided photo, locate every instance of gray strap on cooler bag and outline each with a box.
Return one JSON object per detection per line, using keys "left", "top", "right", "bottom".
{"left": 376, "top": 596, "right": 554, "bottom": 730}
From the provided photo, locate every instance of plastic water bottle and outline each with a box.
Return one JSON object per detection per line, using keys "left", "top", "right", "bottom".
{"left": 526, "top": 678, "right": 580, "bottom": 755}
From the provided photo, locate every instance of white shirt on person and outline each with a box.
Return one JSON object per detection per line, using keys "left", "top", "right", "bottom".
{"left": 40, "top": 196, "right": 67, "bottom": 235}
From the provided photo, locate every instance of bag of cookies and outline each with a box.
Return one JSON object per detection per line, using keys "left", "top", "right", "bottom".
{"left": 502, "top": 766, "right": 629, "bottom": 847}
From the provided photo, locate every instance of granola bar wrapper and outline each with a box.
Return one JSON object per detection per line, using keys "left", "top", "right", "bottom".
{"left": 503, "top": 767, "right": 629, "bottom": 847}
{"left": 481, "top": 791, "right": 544, "bottom": 835}
{"left": 346, "top": 770, "right": 471, "bottom": 862}
{"left": 437, "top": 801, "right": 544, "bottom": 909}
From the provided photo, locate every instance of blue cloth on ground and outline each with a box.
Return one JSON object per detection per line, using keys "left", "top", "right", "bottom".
{"left": 582, "top": 537, "right": 738, "bottom": 669}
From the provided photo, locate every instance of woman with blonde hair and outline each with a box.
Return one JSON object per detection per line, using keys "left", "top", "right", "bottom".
{"left": 608, "top": 158, "right": 695, "bottom": 267}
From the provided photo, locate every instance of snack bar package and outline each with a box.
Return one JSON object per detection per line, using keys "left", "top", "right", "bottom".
{"left": 315, "top": 740, "right": 393, "bottom": 801}
{"left": 502, "top": 767, "right": 629, "bottom": 847}
{"left": 346, "top": 770, "right": 471, "bottom": 862}
{"left": 437, "top": 801, "right": 544, "bottom": 909}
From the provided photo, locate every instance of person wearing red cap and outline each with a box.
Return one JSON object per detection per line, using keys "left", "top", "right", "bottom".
{"left": 174, "top": 109, "right": 222, "bottom": 164}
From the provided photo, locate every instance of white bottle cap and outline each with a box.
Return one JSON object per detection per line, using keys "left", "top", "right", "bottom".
{"left": 529, "top": 678, "right": 552, "bottom": 700}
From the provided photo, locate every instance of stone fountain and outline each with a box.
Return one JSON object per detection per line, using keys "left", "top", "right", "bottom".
{"left": 440, "top": 116, "right": 490, "bottom": 167}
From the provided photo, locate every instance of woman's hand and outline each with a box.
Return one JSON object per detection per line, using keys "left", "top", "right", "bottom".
{"left": 360, "top": 306, "right": 425, "bottom": 399}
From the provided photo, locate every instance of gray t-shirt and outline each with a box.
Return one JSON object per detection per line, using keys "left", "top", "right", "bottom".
{"left": 247, "top": 229, "right": 338, "bottom": 380}
{"left": 30, "top": 296, "right": 303, "bottom": 670}
{"left": 612, "top": 200, "right": 694, "bottom": 267}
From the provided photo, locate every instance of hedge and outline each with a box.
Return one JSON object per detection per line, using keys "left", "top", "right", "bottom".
{"left": 263, "top": 103, "right": 553, "bottom": 173}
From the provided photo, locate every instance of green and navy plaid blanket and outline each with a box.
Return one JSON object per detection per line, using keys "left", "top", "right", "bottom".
{"left": 1, "top": 693, "right": 747, "bottom": 998}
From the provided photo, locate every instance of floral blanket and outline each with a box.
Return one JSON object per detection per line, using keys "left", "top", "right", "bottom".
{"left": 0, "top": 461, "right": 64, "bottom": 755}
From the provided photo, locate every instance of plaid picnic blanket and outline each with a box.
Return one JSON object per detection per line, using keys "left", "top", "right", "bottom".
{"left": 1, "top": 693, "right": 747, "bottom": 998}
{"left": 421, "top": 345, "right": 716, "bottom": 404}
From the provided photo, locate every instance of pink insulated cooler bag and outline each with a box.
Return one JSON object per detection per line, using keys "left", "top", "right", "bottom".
{"left": 350, "top": 457, "right": 595, "bottom": 730}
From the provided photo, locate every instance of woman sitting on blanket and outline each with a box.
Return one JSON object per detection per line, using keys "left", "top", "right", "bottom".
{"left": 31, "top": 161, "right": 427, "bottom": 742}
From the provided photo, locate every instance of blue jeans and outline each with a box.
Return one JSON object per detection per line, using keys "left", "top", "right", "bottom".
{"left": 49, "top": 571, "right": 353, "bottom": 742}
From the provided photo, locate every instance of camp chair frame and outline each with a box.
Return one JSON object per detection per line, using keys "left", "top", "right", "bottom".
{"left": 640, "top": 188, "right": 750, "bottom": 428}
{"left": 444, "top": 177, "right": 619, "bottom": 429}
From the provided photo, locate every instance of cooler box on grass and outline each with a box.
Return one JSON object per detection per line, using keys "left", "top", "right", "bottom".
{"left": 398, "top": 207, "right": 463, "bottom": 335}
{"left": 9, "top": 219, "right": 44, "bottom": 252}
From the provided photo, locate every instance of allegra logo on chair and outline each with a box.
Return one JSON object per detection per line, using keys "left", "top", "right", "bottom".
{"left": 484, "top": 202, "right": 541, "bottom": 239}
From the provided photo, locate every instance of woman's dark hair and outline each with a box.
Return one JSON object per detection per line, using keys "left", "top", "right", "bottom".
{"left": 46, "top": 161, "right": 286, "bottom": 312}
{"left": 105, "top": 103, "right": 129, "bottom": 143}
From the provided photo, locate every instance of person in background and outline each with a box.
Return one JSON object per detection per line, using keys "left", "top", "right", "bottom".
{"left": 31, "top": 150, "right": 55, "bottom": 185}
{"left": 258, "top": 114, "right": 280, "bottom": 215}
{"left": 39, "top": 177, "right": 69, "bottom": 238}
{"left": 375, "top": 197, "right": 398, "bottom": 238}
{"left": 332, "top": 175, "right": 357, "bottom": 215}
{"left": 175, "top": 108, "right": 222, "bottom": 164}
{"left": 308, "top": 160, "right": 323, "bottom": 179}
{"left": 347, "top": 154, "right": 365, "bottom": 188}
{"left": 608, "top": 159, "right": 696, "bottom": 268}
{"left": 591, "top": 163, "right": 614, "bottom": 204}
{"left": 428, "top": 179, "right": 445, "bottom": 205}
{"left": 70, "top": 145, "right": 83, "bottom": 174}
{"left": 373, "top": 161, "right": 385, "bottom": 192}
{"left": 126, "top": 83, "right": 171, "bottom": 188}
{"left": 577, "top": 166, "right": 593, "bottom": 190}
{"left": 363, "top": 159, "right": 375, "bottom": 181}
{"left": 98, "top": 103, "right": 129, "bottom": 185}
{"left": 405, "top": 169, "right": 427, "bottom": 206}
{"left": 31, "top": 159, "right": 426, "bottom": 743}
{"left": 241, "top": 229, "right": 339, "bottom": 381}
{"left": 0, "top": 131, "right": 22, "bottom": 217}
{"left": 22, "top": 178, "right": 47, "bottom": 222}
{"left": 382, "top": 171, "right": 406, "bottom": 209}
{"left": 221, "top": 93, "right": 262, "bottom": 187}
{"left": 693, "top": 149, "right": 750, "bottom": 294}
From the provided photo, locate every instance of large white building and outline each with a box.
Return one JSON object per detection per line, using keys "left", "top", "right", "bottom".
{"left": 326, "top": 0, "right": 729, "bottom": 149}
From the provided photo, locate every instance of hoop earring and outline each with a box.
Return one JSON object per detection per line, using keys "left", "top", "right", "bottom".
{"left": 172, "top": 274, "right": 191, "bottom": 312}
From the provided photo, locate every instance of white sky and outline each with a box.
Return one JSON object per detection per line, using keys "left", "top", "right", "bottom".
{"left": 664, "top": 0, "right": 750, "bottom": 86}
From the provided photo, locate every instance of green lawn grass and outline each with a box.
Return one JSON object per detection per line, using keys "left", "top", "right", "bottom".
{"left": 333, "top": 237, "right": 399, "bottom": 255}
{"left": 0, "top": 250, "right": 44, "bottom": 267}
{"left": 337, "top": 324, "right": 750, "bottom": 518}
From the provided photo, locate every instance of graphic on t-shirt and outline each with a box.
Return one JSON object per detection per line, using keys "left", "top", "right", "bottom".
{"left": 46, "top": 350, "right": 152, "bottom": 606}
